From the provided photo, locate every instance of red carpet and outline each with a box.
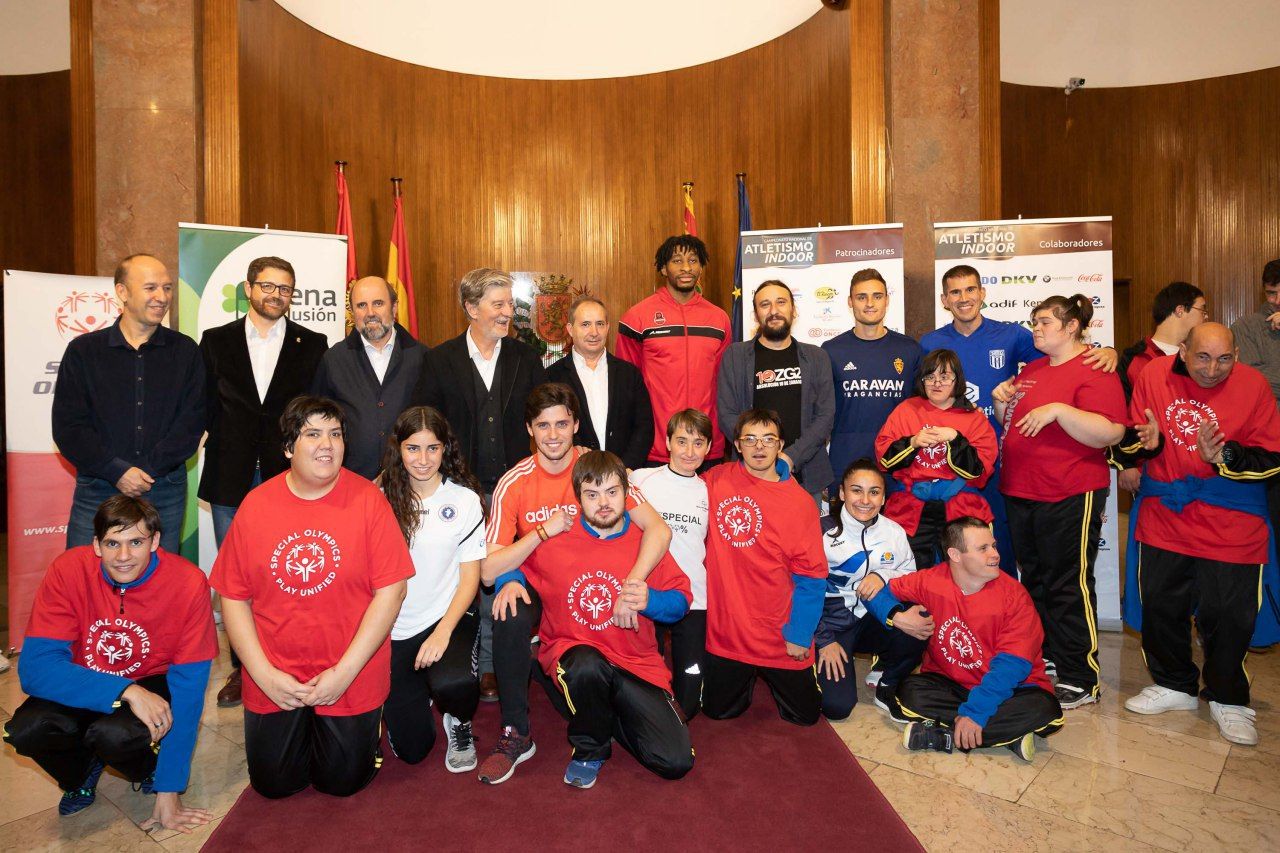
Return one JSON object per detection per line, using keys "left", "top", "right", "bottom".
{"left": 206, "top": 684, "right": 921, "bottom": 852}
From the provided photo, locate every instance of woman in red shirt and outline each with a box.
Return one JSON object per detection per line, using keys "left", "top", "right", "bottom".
{"left": 993, "top": 295, "right": 1126, "bottom": 712}
{"left": 875, "top": 348, "right": 997, "bottom": 568}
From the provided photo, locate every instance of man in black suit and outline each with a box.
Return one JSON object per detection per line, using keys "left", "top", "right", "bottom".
{"left": 413, "top": 268, "right": 546, "bottom": 699}
{"left": 546, "top": 296, "right": 653, "bottom": 470}
{"left": 312, "top": 276, "right": 426, "bottom": 479}
{"left": 199, "top": 255, "right": 328, "bottom": 707}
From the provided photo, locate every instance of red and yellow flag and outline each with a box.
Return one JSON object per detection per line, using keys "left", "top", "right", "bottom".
{"left": 386, "top": 184, "right": 419, "bottom": 333}
{"left": 682, "top": 181, "right": 699, "bottom": 236}
{"left": 335, "top": 162, "right": 358, "bottom": 285}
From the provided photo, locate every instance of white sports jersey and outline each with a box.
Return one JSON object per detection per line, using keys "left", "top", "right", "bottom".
{"left": 630, "top": 465, "right": 709, "bottom": 610}
{"left": 390, "top": 478, "right": 487, "bottom": 640}
{"left": 822, "top": 507, "right": 915, "bottom": 619}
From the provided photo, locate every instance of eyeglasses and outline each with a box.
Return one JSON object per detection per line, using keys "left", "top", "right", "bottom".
{"left": 739, "top": 436, "right": 780, "bottom": 448}
{"left": 252, "top": 281, "right": 295, "bottom": 297}
{"left": 924, "top": 372, "right": 956, "bottom": 385}
{"left": 1191, "top": 304, "right": 1210, "bottom": 318}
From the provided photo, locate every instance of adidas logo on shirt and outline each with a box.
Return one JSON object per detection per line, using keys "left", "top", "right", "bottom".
{"left": 844, "top": 361, "right": 856, "bottom": 371}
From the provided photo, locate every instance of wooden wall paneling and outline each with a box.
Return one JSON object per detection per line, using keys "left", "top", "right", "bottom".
{"left": 69, "top": 0, "right": 95, "bottom": 275}
{"left": 849, "top": 0, "right": 887, "bottom": 224}
{"left": 978, "top": 0, "right": 1001, "bottom": 220}
{"left": 202, "top": 0, "right": 240, "bottom": 226}
{"left": 0, "top": 72, "right": 73, "bottom": 275}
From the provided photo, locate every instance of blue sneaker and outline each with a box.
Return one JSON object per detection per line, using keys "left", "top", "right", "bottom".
{"left": 59, "top": 758, "right": 105, "bottom": 817}
{"left": 563, "top": 758, "right": 605, "bottom": 789}
{"left": 131, "top": 775, "right": 156, "bottom": 795}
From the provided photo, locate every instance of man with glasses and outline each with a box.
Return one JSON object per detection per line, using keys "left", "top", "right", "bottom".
{"left": 199, "top": 256, "right": 328, "bottom": 707}
{"left": 1120, "top": 281, "right": 1208, "bottom": 401}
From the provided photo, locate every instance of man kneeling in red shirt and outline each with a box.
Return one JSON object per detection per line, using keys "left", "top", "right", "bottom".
{"left": 865, "top": 517, "right": 1064, "bottom": 761}
{"left": 483, "top": 450, "right": 694, "bottom": 789}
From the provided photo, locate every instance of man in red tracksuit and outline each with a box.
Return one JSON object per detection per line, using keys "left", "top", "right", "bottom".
{"left": 617, "top": 235, "right": 732, "bottom": 466}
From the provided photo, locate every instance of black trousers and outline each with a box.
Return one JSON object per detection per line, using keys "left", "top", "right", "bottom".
{"left": 895, "top": 672, "right": 1064, "bottom": 747}
{"left": 1005, "top": 489, "right": 1106, "bottom": 693}
{"left": 491, "top": 585, "right": 543, "bottom": 735}
{"left": 4, "top": 674, "right": 167, "bottom": 791}
{"left": 907, "top": 499, "right": 949, "bottom": 569}
{"left": 243, "top": 706, "right": 382, "bottom": 799}
{"left": 552, "top": 645, "right": 693, "bottom": 779}
{"left": 818, "top": 614, "right": 927, "bottom": 721}
{"left": 655, "top": 609, "right": 707, "bottom": 720}
{"left": 1138, "top": 544, "right": 1262, "bottom": 706}
{"left": 701, "top": 650, "right": 822, "bottom": 726}
{"left": 384, "top": 609, "right": 481, "bottom": 764}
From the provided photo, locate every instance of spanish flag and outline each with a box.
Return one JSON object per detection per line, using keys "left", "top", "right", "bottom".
{"left": 386, "top": 181, "right": 419, "bottom": 333}
{"left": 334, "top": 161, "right": 358, "bottom": 284}
{"left": 682, "top": 181, "right": 699, "bottom": 237}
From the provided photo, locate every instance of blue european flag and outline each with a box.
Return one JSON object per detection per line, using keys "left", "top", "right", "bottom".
{"left": 731, "top": 172, "right": 752, "bottom": 342}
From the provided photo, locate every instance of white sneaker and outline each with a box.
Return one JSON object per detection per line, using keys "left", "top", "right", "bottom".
{"left": 1124, "top": 684, "right": 1199, "bottom": 715}
{"left": 864, "top": 669, "right": 883, "bottom": 689}
{"left": 1209, "top": 701, "right": 1258, "bottom": 746}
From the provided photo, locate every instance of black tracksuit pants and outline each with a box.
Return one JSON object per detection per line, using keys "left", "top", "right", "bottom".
{"left": 817, "top": 611, "right": 927, "bottom": 721}
{"left": 701, "top": 651, "right": 822, "bottom": 726}
{"left": 655, "top": 609, "right": 707, "bottom": 720}
{"left": 491, "top": 585, "right": 543, "bottom": 736}
{"left": 384, "top": 609, "right": 481, "bottom": 764}
{"left": 243, "top": 705, "right": 382, "bottom": 799}
{"left": 895, "top": 672, "right": 1064, "bottom": 747}
{"left": 1005, "top": 489, "right": 1106, "bottom": 694}
{"left": 908, "top": 499, "right": 949, "bottom": 569}
{"left": 4, "top": 674, "right": 167, "bottom": 791}
{"left": 1138, "top": 544, "right": 1262, "bottom": 706}
{"left": 552, "top": 645, "right": 693, "bottom": 779}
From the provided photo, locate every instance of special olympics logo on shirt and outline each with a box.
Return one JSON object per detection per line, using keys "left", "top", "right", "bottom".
{"left": 566, "top": 571, "right": 622, "bottom": 631}
{"left": 271, "top": 529, "right": 342, "bottom": 596}
{"left": 918, "top": 424, "right": 947, "bottom": 469}
{"left": 715, "top": 495, "right": 763, "bottom": 548}
{"left": 937, "top": 616, "right": 984, "bottom": 671}
{"left": 84, "top": 617, "right": 152, "bottom": 677}
{"left": 1164, "top": 399, "right": 1218, "bottom": 453}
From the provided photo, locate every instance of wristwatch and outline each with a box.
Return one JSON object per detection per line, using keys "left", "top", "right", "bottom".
{"left": 1219, "top": 443, "right": 1236, "bottom": 468}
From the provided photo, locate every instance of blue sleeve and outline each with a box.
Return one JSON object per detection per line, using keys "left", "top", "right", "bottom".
{"left": 153, "top": 660, "right": 212, "bottom": 793}
{"left": 1013, "top": 326, "right": 1041, "bottom": 367}
{"left": 493, "top": 569, "right": 527, "bottom": 590}
{"left": 18, "top": 637, "right": 130, "bottom": 713}
{"left": 957, "top": 652, "right": 1033, "bottom": 728}
{"left": 865, "top": 585, "right": 905, "bottom": 626}
{"left": 781, "top": 574, "right": 826, "bottom": 647}
{"left": 641, "top": 587, "right": 689, "bottom": 624}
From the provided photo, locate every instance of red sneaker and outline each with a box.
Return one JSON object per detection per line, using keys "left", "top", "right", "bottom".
{"left": 477, "top": 726, "right": 536, "bottom": 784}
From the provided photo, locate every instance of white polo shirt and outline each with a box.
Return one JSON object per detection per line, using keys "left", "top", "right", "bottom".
{"left": 629, "top": 465, "right": 708, "bottom": 610}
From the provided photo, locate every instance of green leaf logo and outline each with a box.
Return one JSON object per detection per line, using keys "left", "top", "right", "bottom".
{"left": 221, "top": 283, "right": 249, "bottom": 315}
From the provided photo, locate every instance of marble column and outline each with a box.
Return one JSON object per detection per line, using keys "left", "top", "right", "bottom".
{"left": 91, "top": 0, "right": 199, "bottom": 276}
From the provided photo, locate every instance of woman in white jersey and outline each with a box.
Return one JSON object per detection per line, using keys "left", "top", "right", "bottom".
{"left": 630, "top": 409, "right": 711, "bottom": 718}
{"left": 380, "top": 407, "right": 486, "bottom": 772}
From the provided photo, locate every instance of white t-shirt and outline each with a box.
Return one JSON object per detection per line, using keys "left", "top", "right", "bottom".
{"left": 630, "top": 465, "right": 708, "bottom": 610}
{"left": 390, "top": 478, "right": 487, "bottom": 640}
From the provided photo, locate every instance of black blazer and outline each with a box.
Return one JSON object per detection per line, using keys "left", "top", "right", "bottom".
{"left": 413, "top": 331, "right": 546, "bottom": 489}
{"left": 546, "top": 352, "right": 654, "bottom": 470}
{"left": 198, "top": 317, "right": 328, "bottom": 506}
{"left": 312, "top": 324, "right": 427, "bottom": 479}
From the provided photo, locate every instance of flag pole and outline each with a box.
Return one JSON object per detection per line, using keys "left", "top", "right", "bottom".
{"left": 391, "top": 176, "right": 402, "bottom": 198}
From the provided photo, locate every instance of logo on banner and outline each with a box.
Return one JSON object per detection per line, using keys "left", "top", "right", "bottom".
{"left": 815, "top": 286, "right": 837, "bottom": 302}
{"left": 84, "top": 617, "right": 151, "bottom": 676}
{"left": 937, "top": 616, "right": 984, "bottom": 671}
{"left": 1165, "top": 399, "right": 1218, "bottom": 452}
{"left": 1079, "top": 274, "right": 1103, "bottom": 283}
{"left": 988, "top": 350, "right": 1006, "bottom": 370}
{"left": 965, "top": 382, "right": 980, "bottom": 404}
{"left": 567, "top": 571, "right": 622, "bottom": 631}
{"left": 715, "top": 495, "right": 763, "bottom": 547}
{"left": 270, "top": 529, "right": 341, "bottom": 596}
{"left": 54, "top": 291, "right": 120, "bottom": 339}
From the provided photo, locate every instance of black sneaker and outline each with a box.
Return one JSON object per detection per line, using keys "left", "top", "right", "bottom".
{"left": 873, "top": 683, "right": 909, "bottom": 724}
{"left": 1055, "top": 683, "right": 1097, "bottom": 710}
{"left": 902, "top": 721, "right": 952, "bottom": 753}
{"left": 59, "top": 758, "right": 105, "bottom": 817}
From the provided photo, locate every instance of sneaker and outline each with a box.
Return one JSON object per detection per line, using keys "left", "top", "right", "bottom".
{"left": 130, "top": 775, "right": 156, "bottom": 795}
{"left": 1043, "top": 658, "right": 1056, "bottom": 678}
{"left": 59, "top": 759, "right": 104, "bottom": 817}
{"left": 1209, "top": 701, "right": 1258, "bottom": 746}
{"left": 477, "top": 726, "right": 536, "bottom": 784}
{"left": 1055, "top": 683, "right": 1097, "bottom": 710}
{"left": 1124, "top": 684, "right": 1199, "bottom": 715}
{"left": 563, "top": 758, "right": 605, "bottom": 789}
{"left": 902, "top": 721, "right": 952, "bottom": 754}
{"left": 216, "top": 668, "right": 242, "bottom": 708}
{"left": 864, "top": 669, "right": 883, "bottom": 689}
{"left": 1006, "top": 732, "right": 1036, "bottom": 762}
{"left": 873, "top": 683, "right": 909, "bottom": 724}
{"left": 443, "top": 713, "right": 478, "bottom": 773}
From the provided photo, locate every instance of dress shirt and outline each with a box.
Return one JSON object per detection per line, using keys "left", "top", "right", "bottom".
{"left": 572, "top": 349, "right": 610, "bottom": 450}
{"left": 466, "top": 328, "right": 502, "bottom": 391}
{"left": 363, "top": 327, "right": 397, "bottom": 384}
{"left": 245, "top": 316, "right": 287, "bottom": 402}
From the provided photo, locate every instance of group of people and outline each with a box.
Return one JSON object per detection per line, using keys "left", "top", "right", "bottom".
{"left": 4, "top": 237, "right": 1279, "bottom": 833}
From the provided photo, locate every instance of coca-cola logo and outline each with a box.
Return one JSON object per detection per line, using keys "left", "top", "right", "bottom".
{"left": 1078, "top": 274, "right": 1103, "bottom": 283}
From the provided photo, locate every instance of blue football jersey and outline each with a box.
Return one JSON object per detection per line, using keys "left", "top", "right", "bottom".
{"left": 920, "top": 318, "right": 1040, "bottom": 434}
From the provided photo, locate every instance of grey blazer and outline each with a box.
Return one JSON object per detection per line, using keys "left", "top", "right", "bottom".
{"left": 717, "top": 338, "right": 836, "bottom": 492}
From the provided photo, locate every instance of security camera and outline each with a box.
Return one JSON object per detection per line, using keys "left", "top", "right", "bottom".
{"left": 1064, "top": 77, "right": 1086, "bottom": 95}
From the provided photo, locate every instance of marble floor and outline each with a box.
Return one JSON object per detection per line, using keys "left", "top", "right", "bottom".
{"left": 2, "top": 629, "right": 1279, "bottom": 851}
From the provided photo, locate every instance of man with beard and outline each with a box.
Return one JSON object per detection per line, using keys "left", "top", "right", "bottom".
{"left": 618, "top": 235, "right": 732, "bottom": 468}
{"left": 312, "top": 276, "right": 425, "bottom": 479}
{"left": 199, "top": 256, "right": 328, "bottom": 707}
{"left": 717, "top": 280, "right": 835, "bottom": 500}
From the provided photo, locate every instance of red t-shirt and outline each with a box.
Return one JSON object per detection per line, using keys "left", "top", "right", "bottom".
{"left": 27, "top": 547, "right": 216, "bottom": 678}
{"left": 524, "top": 519, "right": 691, "bottom": 691}
{"left": 1131, "top": 356, "right": 1280, "bottom": 564}
{"left": 888, "top": 563, "right": 1052, "bottom": 693}
{"left": 703, "top": 461, "right": 828, "bottom": 669}
{"left": 875, "top": 397, "right": 997, "bottom": 535}
{"left": 999, "top": 350, "right": 1126, "bottom": 502}
{"left": 210, "top": 471, "right": 415, "bottom": 716}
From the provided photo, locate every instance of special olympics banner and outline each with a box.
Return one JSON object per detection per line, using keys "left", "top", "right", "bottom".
{"left": 932, "top": 215, "right": 1120, "bottom": 628}
{"left": 4, "top": 270, "right": 118, "bottom": 650}
{"left": 737, "top": 224, "right": 905, "bottom": 344}
{"left": 178, "top": 223, "right": 348, "bottom": 572}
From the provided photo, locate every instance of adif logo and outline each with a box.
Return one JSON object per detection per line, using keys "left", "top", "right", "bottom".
{"left": 55, "top": 291, "right": 120, "bottom": 339}
{"left": 715, "top": 495, "right": 763, "bottom": 548}
{"left": 270, "top": 529, "right": 341, "bottom": 596}
{"left": 1164, "top": 398, "right": 1218, "bottom": 452}
{"left": 937, "top": 616, "right": 984, "bottom": 670}
{"left": 84, "top": 617, "right": 152, "bottom": 676}
{"left": 988, "top": 349, "right": 1006, "bottom": 370}
{"left": 566, "top": 571, "right": 622, "bottom": 631}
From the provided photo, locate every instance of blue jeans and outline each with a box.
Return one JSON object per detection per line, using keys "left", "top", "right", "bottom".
{"left": 210, "top": 469, "right": 262, "bottom": 546}
{"left": 67, "top": 469, "right": 187, "bottom": 554}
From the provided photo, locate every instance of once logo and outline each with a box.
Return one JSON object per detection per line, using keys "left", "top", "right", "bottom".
{"left": 270, "top": 529, "right": 342, "bottom": 596}
{"left": 84, "top": 617, "right": 152, "bottom": 677}
{"left": 937, "top": 616, "right": 984, "bottom": 670}
{"left": 55, "top": 291, "right": 119, "bottom": 340}
{"left": 566, "top": 571, "right": 622, "bottom": 631}
{"left": 715, "top": 495, "right": 763, "bottom": 548}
